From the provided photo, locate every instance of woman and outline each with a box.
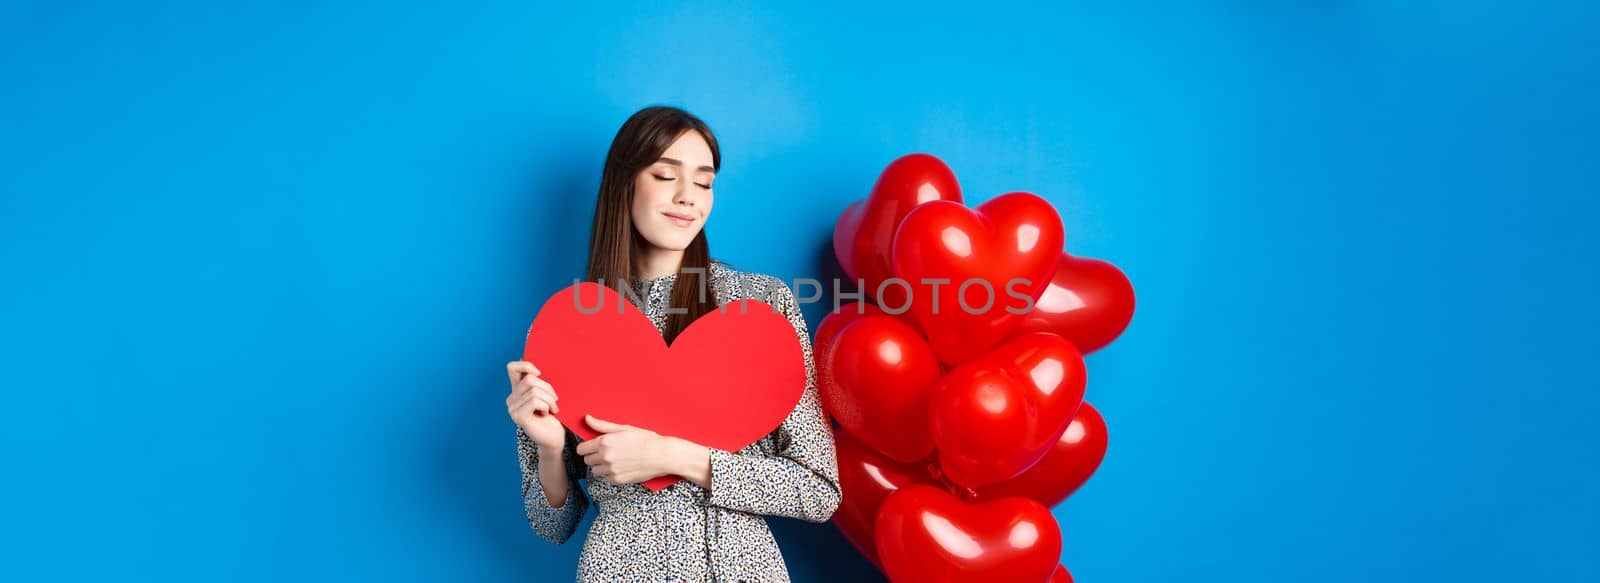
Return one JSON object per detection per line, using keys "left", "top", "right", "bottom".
{"left": 504, "top": 105, "right": 842, "bottom": 582}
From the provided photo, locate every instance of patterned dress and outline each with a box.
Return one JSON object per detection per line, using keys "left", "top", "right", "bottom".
{"left": 515, "top": 259, "right": 843, "bottom": 582}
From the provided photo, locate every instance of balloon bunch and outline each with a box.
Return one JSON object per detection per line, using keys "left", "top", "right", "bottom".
{"left": 818, "top": 154, "right": 1136, "bottom": 582}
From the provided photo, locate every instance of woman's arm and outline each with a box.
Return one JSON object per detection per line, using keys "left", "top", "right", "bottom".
{"left": 695, "top": 278, "right": 843, "bottom": 523}
{"left": 664, "top": 436, "right": 712, "bottom": 489}
{"left": 535, "top": 439, "right": 571, "bottom": 507}
{"left": 516, "top": 425, "right": 589, "bottom": 544}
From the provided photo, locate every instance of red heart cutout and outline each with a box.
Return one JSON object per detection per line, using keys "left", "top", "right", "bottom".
{"left": 874, "top": 484, "right": 1062, "bottom": 582}
{"left": 818, "top": 311, "right": 942, "bottom": 463}
{"left": 929, "top": 332, "right": 1086, "bottom": 489}
{"left": 973, "top": 401, "right": 1108, "bottom": 509}
{"left": 522, "top": 282, "right": 806, "bottom": 491}
{"left": 891, "top": 192, "right": 1064, "bottom": 365}
{"left": 833, "top": 153, "right": 963, "bottom": 307}
{"left": 829, "top": 430, "right": 937, "bottom": 568}
{"left": 1014, "top": 253, "right": 1136, "bottom": 355}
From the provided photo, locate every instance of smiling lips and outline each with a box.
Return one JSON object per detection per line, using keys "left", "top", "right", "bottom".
{"left": 662, "top": 211, "right": 696, "bottom": 227}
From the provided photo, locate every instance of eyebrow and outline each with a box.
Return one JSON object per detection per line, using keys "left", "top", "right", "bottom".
{"left": 656, "top": 157, "right": 716, "bottom": 174}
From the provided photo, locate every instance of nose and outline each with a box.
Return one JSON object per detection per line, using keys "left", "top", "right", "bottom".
{"left": 672, "top": 183, "right": 697, "bottom": 207}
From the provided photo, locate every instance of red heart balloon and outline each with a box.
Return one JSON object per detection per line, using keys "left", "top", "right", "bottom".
{"left": 892, "top": 193, "right": 1064, "bottom": 365}
{"left": 816, "top": 302, "right": 922, "bottom": 405}
{"left": 1050, "top": 564, "right": 1075, "bottom": 583}
{"left": 818, "top": 313, "right": 943, "bottom": 463}
{"left": 830, "top": 430, "right": 937, "bottom": 568}
{"left": 875, "top": 484, "right": 1062, "bottom": 583}
{"left": 814, "top": 301, "right": 891, "bottom": 366}
{"left": 833, "top": 153, "right": 963, "bottom": 308}
{"left": 929, "top": 332, "right": 1086, "bottom": 489}
{"left": 1014, "top": 253, "right": 1136, "bottom": 355}
{"left": 522, "top": 283, "right": 806, "bottom": 491}
{"left": 973, "top": 401, "right": 1107, "bottom": 508}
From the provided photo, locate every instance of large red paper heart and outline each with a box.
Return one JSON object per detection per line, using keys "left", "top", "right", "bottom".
{"left": 833, "top": 153, "right": 963, "bottom": 308}
{"left": 1013, "top": 253, "right": 1136, "bottom": 355}
{"left": 891, "top": 192, "right": 1064, "bottom": 365}
{"left": 874, "top": 484, "right": 1062, "bottom": 582}
{"left": 522, "top": 282, "right": 805, "bottom": 491}
{"left": 929, "top": 332, "right": 1086, "bottom": 489}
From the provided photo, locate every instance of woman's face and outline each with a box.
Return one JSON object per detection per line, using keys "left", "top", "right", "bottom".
{"left": 631, "top": 130, "right": 716, "bottom": 252}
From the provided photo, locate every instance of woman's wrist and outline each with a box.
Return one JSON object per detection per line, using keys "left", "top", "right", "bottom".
{"left": 532, "top": 432, "right": 565, "bottom": 457}
{"left": 662, "top": 435, "right": 712, "bottom": 488}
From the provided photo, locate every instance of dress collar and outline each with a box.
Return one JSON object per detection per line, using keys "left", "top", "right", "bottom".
{"left": 632, "top": 259, "right": 727, "bottom": 286}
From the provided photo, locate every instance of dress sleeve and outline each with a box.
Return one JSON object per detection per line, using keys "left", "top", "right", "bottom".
{"left": 517, "top": 425, "right": 589, "bottom": 544}
{"left": 705, "top": 278, "right": 843, "bottom": 523}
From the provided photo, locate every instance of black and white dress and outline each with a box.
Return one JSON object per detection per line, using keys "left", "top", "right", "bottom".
{"left": 515, "top": 259, "right": 842, "bottom": 582}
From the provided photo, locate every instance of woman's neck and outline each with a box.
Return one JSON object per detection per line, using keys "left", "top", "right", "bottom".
{"left": 636, "top": 247, "right": 685, "bottom": 280}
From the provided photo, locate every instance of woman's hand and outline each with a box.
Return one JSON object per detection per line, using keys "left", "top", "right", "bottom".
{"left": 506, "top": 360, "right": 564, "bottom": 450}
{"left": 577, "top": 414, "right": 686, "bottom": 485}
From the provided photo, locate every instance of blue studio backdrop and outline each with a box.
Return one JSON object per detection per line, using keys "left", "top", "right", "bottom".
{"left": 3, "top": 1, "right": 1597, "bottom": 581}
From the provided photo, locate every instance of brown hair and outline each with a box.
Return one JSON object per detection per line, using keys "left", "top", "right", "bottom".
{"left": 585, "top": 105, "right": 721, "bottom": 344}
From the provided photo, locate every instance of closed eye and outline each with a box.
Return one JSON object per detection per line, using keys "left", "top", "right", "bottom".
{"left": 695, "top": 183, "right": 711, "bottom": 189}
{"left": 652, "top": 174, "right": 674, "bottom": 181}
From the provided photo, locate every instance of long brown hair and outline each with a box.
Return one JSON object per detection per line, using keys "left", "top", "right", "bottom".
{"left": 585, "top": 105, "right": 721, "bottom": 344}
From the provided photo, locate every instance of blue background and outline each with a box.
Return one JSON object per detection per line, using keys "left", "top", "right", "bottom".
{"left": 3, "top": 1, "right": 1597, "bottom": 581}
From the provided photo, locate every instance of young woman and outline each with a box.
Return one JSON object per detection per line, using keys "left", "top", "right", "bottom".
{"left": 504, "top": 105, "right": 842, "bottom": 581}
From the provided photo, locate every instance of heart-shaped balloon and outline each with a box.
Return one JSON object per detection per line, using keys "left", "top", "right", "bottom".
{"left": 973, "top": 401, "right": 1107, "bottom": 508}
{"left": 523, "top": 283, "right": 805, "bottom": 491}
{"left": 833, "top": 153, "right": 963, "bottom": 308}
{"left": 929, "top": 332, "right": 1086, "bottom": 489}
{"left": 814, "top": 301, "right": 891, "bottom": 366}
{"left": 1014, "top": 253, "right": 1136, "bottom": 355}
{"left": 818, "top": 313, "right": 943, "bottom": 463}
{"left": 1050, "top": 564, "right": 1075, "bottom": 583}
{"left": 891, "top": 193, "right": 1064, "bottom": 365}
{"left": 830, "top": 430, "right": 937, "bottom": 568}
{"left": 875, "top": 484, "right": 1062, "bottom": 583}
